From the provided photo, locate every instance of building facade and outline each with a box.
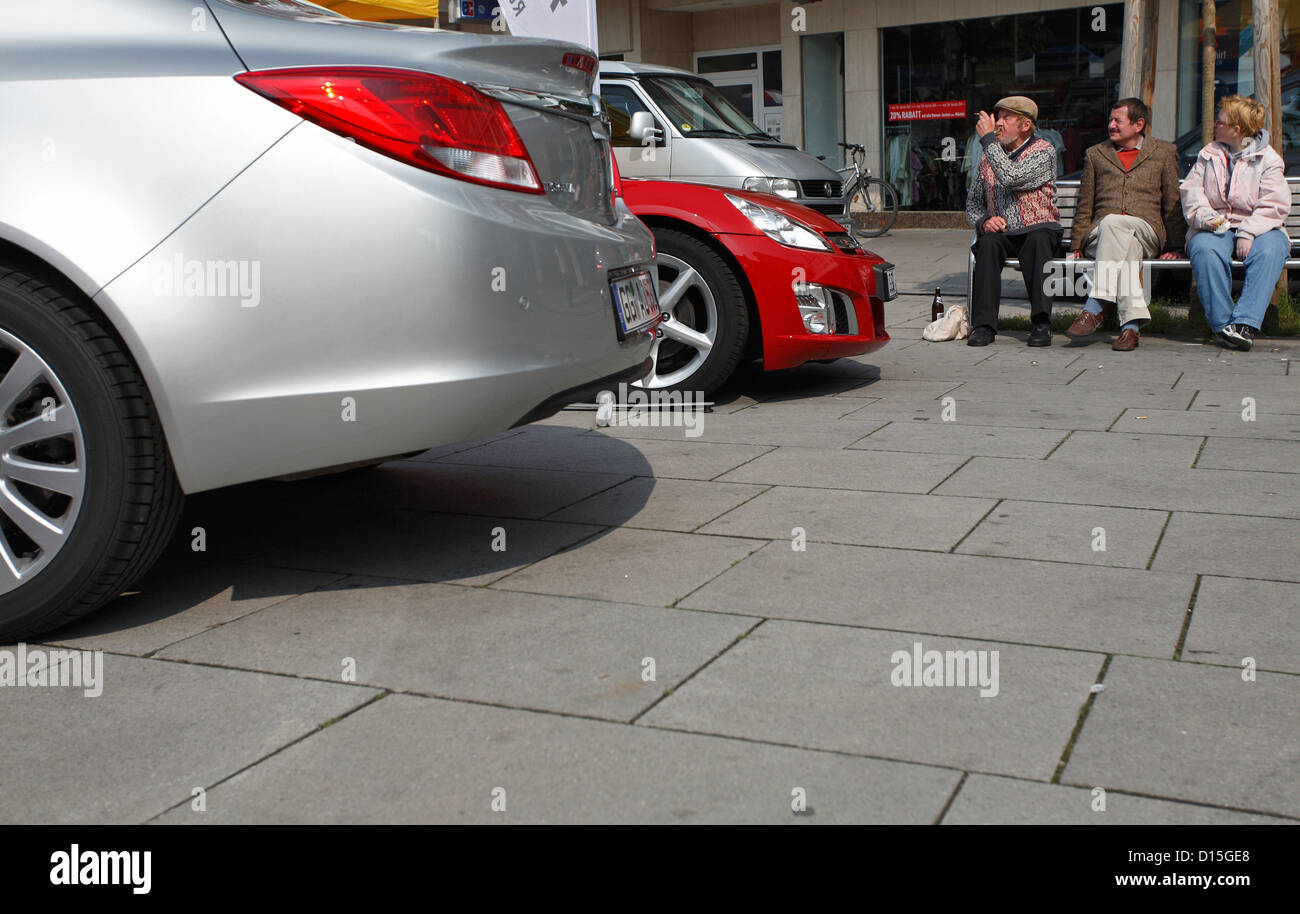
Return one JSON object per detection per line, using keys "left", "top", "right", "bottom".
{"left": 434, "top": 0, "right": 1296, "bottom": 212}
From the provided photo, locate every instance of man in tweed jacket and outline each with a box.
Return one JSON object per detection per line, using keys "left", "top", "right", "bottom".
{"left": 965, "top": 95, "right": 1061, "bottom": 347}
{"left": 1065, "top": 97, "right": 1187, "bottom": 351}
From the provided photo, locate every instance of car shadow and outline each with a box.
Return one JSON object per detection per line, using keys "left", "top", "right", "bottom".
{"left": 43, "top": 426, "right": 655, "bottom": 642}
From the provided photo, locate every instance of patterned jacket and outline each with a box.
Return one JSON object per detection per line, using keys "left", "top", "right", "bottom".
{"left": 1071, "top": 137, "right": 1186, "bottom": 252}
{"left": 965, "top": 132, "right": 1060, "bottom": 235}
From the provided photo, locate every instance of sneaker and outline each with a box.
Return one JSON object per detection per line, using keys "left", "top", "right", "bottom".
{"left": 1027, "top": 323, "right": 1051, "bottom": 347}
{"left": 966, "top": 326, "right": 995, "bottom": 347}
{"left": 1223, "top": 323, "right": 1255, "bottom": 351}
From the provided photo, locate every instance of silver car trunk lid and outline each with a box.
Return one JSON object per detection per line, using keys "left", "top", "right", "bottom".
{"left": 207, "top": 0, "right": 613, "bottom": 223}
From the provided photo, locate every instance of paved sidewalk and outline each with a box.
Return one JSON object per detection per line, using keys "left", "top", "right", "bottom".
{"left": 4, "top": 249, "right": 1298, "bottom": 823}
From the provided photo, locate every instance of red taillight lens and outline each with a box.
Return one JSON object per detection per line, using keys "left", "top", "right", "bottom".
{"left": 235, "top": 67, "right": 544, "bottom": 193}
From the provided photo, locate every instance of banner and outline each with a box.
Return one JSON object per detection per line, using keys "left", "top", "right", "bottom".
{"left": 501, "top": 0, "right": 599, "bottom": 57}
{"left": 887, "top": 100, "right": 967, "bottom": 122}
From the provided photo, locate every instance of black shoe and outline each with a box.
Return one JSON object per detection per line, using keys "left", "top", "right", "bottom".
{"left": 1224, "top": 323, "right": 1255, "bottom": 351}
{"left": 1027, "top": 323, "right": 1051, "bottom": 347}
{"left": 967, "top": 326, "right": 995, "bottom": 346}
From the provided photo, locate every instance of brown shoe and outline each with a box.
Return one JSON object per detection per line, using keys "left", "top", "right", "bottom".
{"left": 1066, "top": 310, "right": 1104, "bottom": 338}
{"left": 1112, "top": 328, "right": 1139, "bottom": 351}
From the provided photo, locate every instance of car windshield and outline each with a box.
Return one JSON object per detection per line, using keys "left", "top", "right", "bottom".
{"left": 640, "top": 76, "right": 768, "bottom": 140}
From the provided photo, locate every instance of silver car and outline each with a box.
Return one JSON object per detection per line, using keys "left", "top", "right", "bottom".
{"left": 0, "top": 0, "right": 658, "bottom": 638}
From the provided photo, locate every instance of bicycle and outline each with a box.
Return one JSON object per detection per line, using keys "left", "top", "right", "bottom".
{"left": 836, "top": 142, "right": 899, "bottom": 238}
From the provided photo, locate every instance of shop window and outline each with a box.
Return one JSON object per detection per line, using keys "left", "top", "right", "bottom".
{"left": 881, "top": 5, "right": 1123, "bottom": 211}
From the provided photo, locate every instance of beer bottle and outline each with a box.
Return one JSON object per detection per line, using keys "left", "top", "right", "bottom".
{"left": 930, "top": 287, "right": 944, "bottom": 322}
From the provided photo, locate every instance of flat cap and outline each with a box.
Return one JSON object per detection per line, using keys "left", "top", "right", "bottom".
{"left": 994, "top": 95, "right": 1038, "bottom": 122}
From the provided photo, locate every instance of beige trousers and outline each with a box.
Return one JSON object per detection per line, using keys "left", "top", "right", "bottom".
{"left": 1082, "top": 213, "right": 1161, "bottom": 325}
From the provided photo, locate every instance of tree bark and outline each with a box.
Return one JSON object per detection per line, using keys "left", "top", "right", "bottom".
{"left": 1253, "top": 0, "right": 1287, "bottom": 304}
{"left": 1201, "top": 0, "right": 1216, "bottom": 147}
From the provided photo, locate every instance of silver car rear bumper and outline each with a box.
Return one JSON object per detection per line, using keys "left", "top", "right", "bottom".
{"left": 98, "top": 123, "right": 655, "bottom": 493}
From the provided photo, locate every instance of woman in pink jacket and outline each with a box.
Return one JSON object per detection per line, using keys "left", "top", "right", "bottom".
{"left": 1181, "top": 95, "right": 1291, "bottom": 351}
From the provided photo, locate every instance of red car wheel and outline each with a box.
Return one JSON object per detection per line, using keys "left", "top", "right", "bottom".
{"left": 640, "top": 228, "right": 749, "bottom": 394}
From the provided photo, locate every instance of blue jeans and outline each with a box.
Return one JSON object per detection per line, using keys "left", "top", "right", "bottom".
{"left": 1186, "top": 228, "right": 1290, "bottom": 331}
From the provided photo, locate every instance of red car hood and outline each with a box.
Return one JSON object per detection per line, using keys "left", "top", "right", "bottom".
{"left": 621, "top": 178, "right": 851, "bottom": 239}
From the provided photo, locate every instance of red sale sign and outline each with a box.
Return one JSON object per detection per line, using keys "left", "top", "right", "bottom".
{"left": 887, "top": 101, "right": 968, "bottom": 122}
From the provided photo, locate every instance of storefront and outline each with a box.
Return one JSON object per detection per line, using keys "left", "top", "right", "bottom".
{"left": 880, "top": 4, "right": 1125, "bottom": 210}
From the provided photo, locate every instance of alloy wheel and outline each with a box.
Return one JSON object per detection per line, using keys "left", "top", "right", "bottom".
{"left": 0, "top": 327, "right": 86, "bottom": 594}
{"left": 640, "top": 252, "right": 717, "bottom": 389}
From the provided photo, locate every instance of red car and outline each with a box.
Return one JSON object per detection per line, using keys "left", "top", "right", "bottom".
{"left": 619, "top": 178, "right": 893, "bottom": 392}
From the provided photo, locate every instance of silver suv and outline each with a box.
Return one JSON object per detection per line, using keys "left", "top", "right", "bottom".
{"left": 601, "top": 62, "right": 849, "bottom": 221}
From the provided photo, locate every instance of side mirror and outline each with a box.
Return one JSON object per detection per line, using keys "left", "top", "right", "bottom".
{"left": 629, "top": 111, "right": 662, "bottom": 143}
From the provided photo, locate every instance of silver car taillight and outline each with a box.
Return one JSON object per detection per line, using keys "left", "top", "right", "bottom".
{"left": 235, "top": 67, "right": 544, "bottom": 193}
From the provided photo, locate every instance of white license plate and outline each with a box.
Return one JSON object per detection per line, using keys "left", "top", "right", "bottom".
{"left": 875, "top": 262, "right": 898, "bottom": 301}
{"left": 611, "top": 271, "right": 661, "bottom": 338}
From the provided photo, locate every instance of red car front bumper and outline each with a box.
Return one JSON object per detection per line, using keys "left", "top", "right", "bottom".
{"left": 720, "top": 233, "right": 891, "bottom": 371}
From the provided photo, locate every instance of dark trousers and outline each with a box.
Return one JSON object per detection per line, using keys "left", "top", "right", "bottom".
{"left": 970, "top": 227, "right": 1061, "bottom": 332}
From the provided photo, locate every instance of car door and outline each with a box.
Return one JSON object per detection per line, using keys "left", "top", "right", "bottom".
{"left": 602, "top": 80, "right": 671, "bottom": 179}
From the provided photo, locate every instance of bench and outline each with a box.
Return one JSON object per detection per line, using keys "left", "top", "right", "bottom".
{"left": 964, "top": 176, "right": 1300, "bottom": 305}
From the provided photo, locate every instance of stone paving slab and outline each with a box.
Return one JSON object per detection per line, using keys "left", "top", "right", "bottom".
{"left": 546, "top": 476, "right": 768, "bottom": 532}
{"left": 493, "top": 527, "right": 766, "bottom": 606}
{"left": 1062, "top": 655, "right": 1300, "bottom": 817}
{"left": 0, "top": 654, "right": 378, "bottom": 824}
{"left": 843, "top": 397, "right": 1125, "bottom": 431}
{"left": 41, "top": 559, "right": 343, "bottom": 656}
{"left": 943, "top": 379, "right": 1196, "bottom": 411}
{"left": 713, "top": 446, "right": 968, "bottom": 493}
{"left": 836, "top": 379, "right": 962, "bottom": 400}
{"left": 1196, "top": 437, "right": 1300, "bottom": 474}
{"left": 154, "top": 694, "right": 962, "bottom": 824}
{"left": 955, "top": 500, "right": 1169, "bottom": 569}
{"left": 942, "top": 774, "right": 1289, "bottom": 824}
{"left": 1047, "top": 430, "right": 1205, "bottom": 467}
{"left": 696, "top": 487, "right": 995, "bottom": 552}
{"left": 680, "top": 542, "right": 1193, "bottom": 657}
{"left": 1187, "top": 389, "right": 1300, "bottom": 416}
{"left": 183, "top": 507, "right": 606, "bottom": 587}
{"left": 848, "top": 422, "right": 1068, "bottom": 459}
{"left": 354, "top": 461, "right": 632, "bottom": 519}
{"left": 935, "top": 457, "right": 1300, "bottom": 519}
{"left": 157, "top": 578, "right": 754, "bottom": 721}
{"left": 591, "top": 408, "right": 887, "bottom": 449}
{"left": 1182, "top": 576, "right": 1300, "bottom": 674}
{"left": 640, "top": 621, "right": 1104, "bottom": 779}
{"left": 1174, "top": 373, "right": 1300, "bottom": 393}
{"left": 438, "top": 425, "right": 771, "bottom": 480}
{"left": 1151, "top": 513, "right": 1300, "bottom": 582}
{"left": 1111, "top": 408, "right": 1300, "bottom": 440}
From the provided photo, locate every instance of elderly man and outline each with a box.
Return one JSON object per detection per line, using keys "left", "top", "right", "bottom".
{"left": 1066, "top": 98, "right": 1186, "bottom": 351}
{"left": 965, "top": 96, "right": 1061, "bottom": 347}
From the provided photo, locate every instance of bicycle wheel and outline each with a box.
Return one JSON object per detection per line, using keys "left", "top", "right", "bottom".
{"left": 851, "top": 177, "right": 899, "bottom": 238}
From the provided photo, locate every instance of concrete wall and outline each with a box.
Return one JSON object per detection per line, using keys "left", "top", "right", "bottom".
{"left": 694, "top": 4, "right": 781, "bottom": 52}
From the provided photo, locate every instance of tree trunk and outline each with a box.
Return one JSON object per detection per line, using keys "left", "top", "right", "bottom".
{"left": 1254, "top": 0, "right": 1287, "bottom": 305}
{"left": 1201, "top": 0, "right": 1216, "bottom": 147}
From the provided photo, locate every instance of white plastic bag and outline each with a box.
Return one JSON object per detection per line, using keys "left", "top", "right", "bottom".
{"left": 923, "top": 304, "right": 970, "bottom": 341}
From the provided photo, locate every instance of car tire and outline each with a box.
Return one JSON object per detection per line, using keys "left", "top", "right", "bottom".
{"left": 0, "top": 264, "right": 183, "bottom": 640}
{"left": 640, "top": 228, "right": 749, "bottom": 394}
